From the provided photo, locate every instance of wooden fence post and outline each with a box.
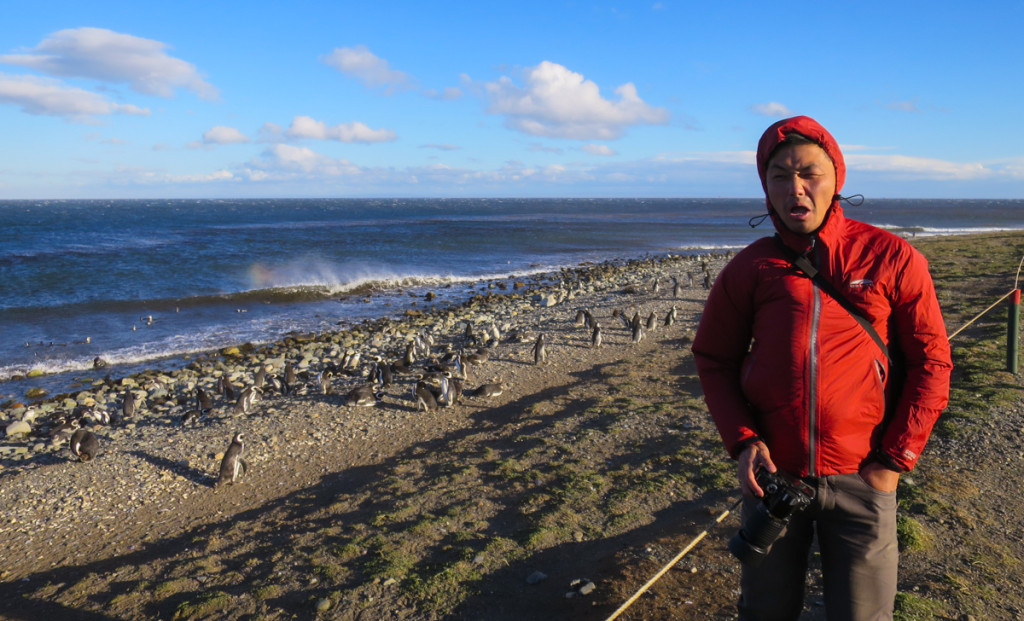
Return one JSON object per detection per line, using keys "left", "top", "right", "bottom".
{"left": 1009, "top": 289, "right": 1021, "bottom": 374}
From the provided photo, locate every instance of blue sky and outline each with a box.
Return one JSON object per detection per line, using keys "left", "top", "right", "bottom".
{"left": 2, "top": 1, "right": 1022, "bottom": 199}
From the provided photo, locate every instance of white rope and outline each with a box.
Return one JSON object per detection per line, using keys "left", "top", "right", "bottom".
{"left": 947, "top": 289, "right": 1018, "bottom": 342}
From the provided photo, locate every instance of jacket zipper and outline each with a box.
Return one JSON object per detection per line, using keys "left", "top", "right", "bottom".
{"left": 807, "top": 240, "right": 821, "bottom": 477}
{"left": 808, "top": 285, "right": 821, "bottom": 476}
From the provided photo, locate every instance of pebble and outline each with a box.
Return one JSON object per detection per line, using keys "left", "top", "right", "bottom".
{"left": 525, "top": 571, "right": 548, "bottom": 585}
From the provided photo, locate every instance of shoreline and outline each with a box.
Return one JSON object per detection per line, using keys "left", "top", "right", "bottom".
{"left": 0, "top": 248, "right": 725, "bottom": 405}
{"left": 0, "top": 249, "right": 729, "bottom": 464}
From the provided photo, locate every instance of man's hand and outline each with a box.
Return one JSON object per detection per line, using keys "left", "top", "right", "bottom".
{"left": 738, "top": 441, "right": 776, "bottom": 497}
{"left": 859, "top": 461, "right": 900, "bottom": 492}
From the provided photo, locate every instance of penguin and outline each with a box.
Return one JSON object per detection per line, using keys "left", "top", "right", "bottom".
{"left": 253, "top": 366, "right": 267, "bottom": 390}
{"left": 82, "top": 407, "right": 111, "bottom": 427}
{"left": 504, "top": 327, "right": 528, "bottom": 343}
{"left": 573, "top": 309, "right": 588, "bottom": 327}
{"left": 664, "top": 305, "right": 678, "bottom": 327}
{"left": 651, "top": 278, "right": 660, "bottom": 293}
{"left": 216, "top": 432, "right": 247, "bottom": 486}
{"left": 219, "top": 376, "right": 236, "bottom": 402}
{"left": 434, "top": 373, "right": 455, "bottom": 407}
{"left": 448, "top": 376, "right": 464, "bottom": 406}
{"left": 464, "top": 349, "right": 489, "bottom": 366}
{"left": 49, "top": 415, "right": 80, "bottom": 439}
{"left": 448, "top": 352, "right": 467, "bottom": 381}
{"left": 344, "top": 384, "right": 380, "bottom": 407}
{"left": 414, "top": 380, "right": 439, "bottom": 412}
{"left": 122, "top": 392, "right": 138, "bottom": 420}
{"left": 284, "top": 362, "right": 298, "bottom": 389}
{"left": 631, "top": 322, "right": 644, "bottom": 344}
{"left": 371, "top": 357, "right": 392, "bottom": 390}
{"left": 316, "top": 369, "right": 335, "bottom": 395}
{"left": 395, "top": 341, "right": 417, "bottom": 372}
{"left": 532, "top": 333, "right": 547, "bottom": 365}
{"left": 591, "top": 322, "right": 602, "bottom": 349}
{"left": 233, "top": 386, "right": 261, "bottom": 415}
{"left": 645, "top": 311, "right": 658, "bottom": 332}
{"left": 672, "top": 276, "right": 682, "bottom": 298}
{"left": 196, "top": 387, "right": 214, "bottom": 414}
{"left": 470, "top": 382, "right": 505, "bottom": 398}
{"left": 182, "top": 409, "right": 202, "bottom": 425}
{"left": 70, "top": 429, "right": 98, "bottom": 462}
{"left": 614, "top": 309, "right": 631, "bottom": 331}
{"left": 390, "top": 356, "right": 412, "bottom": 375}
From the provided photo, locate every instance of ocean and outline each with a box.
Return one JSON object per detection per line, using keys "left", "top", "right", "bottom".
{"left": 2, "top": 197, "right": 1021, "bottom": 402}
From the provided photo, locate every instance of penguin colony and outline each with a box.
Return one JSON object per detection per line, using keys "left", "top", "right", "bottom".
{"left": 6, "top": 252, "right": 724, "bottom": 491}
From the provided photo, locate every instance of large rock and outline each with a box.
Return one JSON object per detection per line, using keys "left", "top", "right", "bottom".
{"left": 6, "top": 420, "right": 31, "bottom": 438}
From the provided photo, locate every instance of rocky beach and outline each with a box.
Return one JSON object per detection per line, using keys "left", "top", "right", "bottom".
{"left": 1, "top": 232, "right": 1023, "bottom": 620}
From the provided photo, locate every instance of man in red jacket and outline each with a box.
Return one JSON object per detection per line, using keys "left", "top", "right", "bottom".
{"left": 692, "top": 116, "right": 952, "bottom": 620}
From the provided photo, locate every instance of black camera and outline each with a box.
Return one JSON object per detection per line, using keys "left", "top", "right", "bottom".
{"left": 728, "top": 469, "right": 815, "bottom": 566}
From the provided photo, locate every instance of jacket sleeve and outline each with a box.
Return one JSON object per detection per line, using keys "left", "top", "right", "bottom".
{"left": 691, "top": 257, "right": 761, "bottom": 460}
{"left": 879, "top": 247, "right": 953, "bottom": 472}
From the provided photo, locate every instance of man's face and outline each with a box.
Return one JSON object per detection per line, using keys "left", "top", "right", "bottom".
{"left": 766, "top": 142, "right": 837, "bottom": 235}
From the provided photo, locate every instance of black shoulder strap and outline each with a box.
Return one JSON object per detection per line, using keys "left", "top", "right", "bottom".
{"left": 774, "top": 235, "right": 891, "bottom": 363}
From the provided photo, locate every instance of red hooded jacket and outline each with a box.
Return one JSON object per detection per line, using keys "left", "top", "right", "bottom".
{"left": 691, "top": 116, "right": 952, "bottom": 476}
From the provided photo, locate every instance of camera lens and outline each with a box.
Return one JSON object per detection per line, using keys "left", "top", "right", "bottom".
{"left": 728, "top": 503, "right": 789, "bottom": 566}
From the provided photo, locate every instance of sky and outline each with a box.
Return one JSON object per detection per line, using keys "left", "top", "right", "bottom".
{"left": 1, "top": 1, "right": 1022, "bottom": 200}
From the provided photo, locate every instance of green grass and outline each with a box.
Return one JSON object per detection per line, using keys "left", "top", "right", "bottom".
{"left": 896, "top": 515, "right": 932, "bottom": 552}
{"left": 172, "top": 590, "right": 232, "bottom": 620}
{"left": 893, "top": 591, "right": 945, "bottom": 620}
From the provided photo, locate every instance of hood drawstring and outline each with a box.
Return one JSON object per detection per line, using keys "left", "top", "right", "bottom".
{"left": 748, "top": 213, "right": 771, "bottom": 228}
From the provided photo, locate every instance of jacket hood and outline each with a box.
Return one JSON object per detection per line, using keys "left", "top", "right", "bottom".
{"left": 756, "top": 116, "right": 845, "bottom": 194}
{"left": 756, "top": 115, "right": 847, "bottom": 246}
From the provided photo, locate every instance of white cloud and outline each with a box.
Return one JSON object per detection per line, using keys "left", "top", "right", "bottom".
{"left": 654, "top": 150, "right": 756, "bottom": 166}
{"left": 0, "top": 27, "right": 218, "bottom": 100}
{"left": 0, "top": 72, "right": 150, "bottom": 121}
{"left": 529, "top": 143, "right": 564, "bottom": 154}
{"left": 885, "top": 99, "right": 920, "bottom": 113}
{"left": 168, "top": 169, "right": 236, "bottom": 183}
{"left": 419, "top": 144, "right": 461, "bottom": 151}
{"left": 424, "top": 86, "right": 463, "bottom": 100}
{"left": 483, "top": 61, "right": 669, "bottom": 140}
{"left": 247, "top": 144, "right": 363, "bottom": 178}
{"left": 321, "top": 45, "right": 413, "bottom": 93}
{"left": 257, "top": 122, "right": 285, "bottom": 143}
{"left": 202, "top": 125, "right": 250, "bottom": 145}
{"left": 582, "top": 144, "right": 616, "bottom": 156}
{"left": 845, "top": 153, "right": 990, "bottom": 180}
{"left": 751, "top": 102, "right": 792, "bottom": 117}
{"left": 285, "top": 115, "right": 396, "bottom": 143}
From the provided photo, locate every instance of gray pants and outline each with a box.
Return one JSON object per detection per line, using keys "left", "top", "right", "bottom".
{"left": 737, "top": 473, "right": 898, "bottom": 621}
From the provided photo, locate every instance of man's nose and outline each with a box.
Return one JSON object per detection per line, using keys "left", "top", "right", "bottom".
{"left": 785, "top": 174, "right": 805, "bottom": 196}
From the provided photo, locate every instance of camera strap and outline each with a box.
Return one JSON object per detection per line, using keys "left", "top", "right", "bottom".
{"left": 774, "top": 234, "right": 891, "bottom": 364}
